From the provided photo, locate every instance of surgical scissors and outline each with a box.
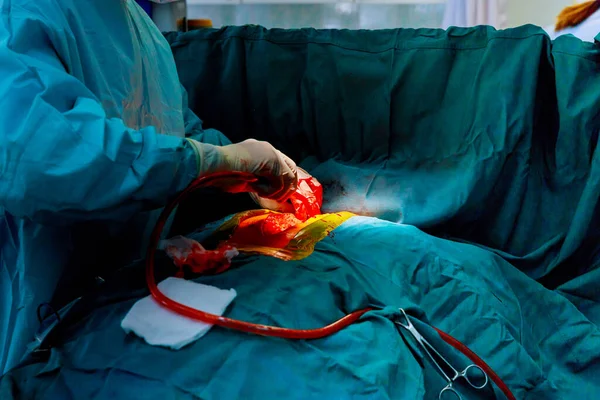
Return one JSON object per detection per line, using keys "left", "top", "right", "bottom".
{"left": 396, "top": 309, "right": 489, "bottom": 400}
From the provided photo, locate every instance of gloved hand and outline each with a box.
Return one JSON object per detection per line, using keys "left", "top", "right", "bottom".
{"left": 189, "top": 138, "right": 298, "bottom": 202}
{"left": 249, "top": 167, "right": 318, "bottom": 214}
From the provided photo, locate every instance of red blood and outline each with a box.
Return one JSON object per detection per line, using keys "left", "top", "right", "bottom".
{"left": 262, "top": 213, "right": 302, "bottom": 235}
{"left": 225, "top": 171, "right": 323, "bottom": 248}
{"left": 289, "top": 172, "right": 323, "bottom": 220}
{"left": 229, "top": 214, "right": 301, "bottom": 248}
{"left": 169, "top": 242, "right": 237, "bottom": 276}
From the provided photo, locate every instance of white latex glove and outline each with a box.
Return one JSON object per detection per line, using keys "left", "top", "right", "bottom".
{"left": 188, "top": 138, "right": 298, "bottom": 202}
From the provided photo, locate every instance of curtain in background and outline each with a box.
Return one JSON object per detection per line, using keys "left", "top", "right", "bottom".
{"left": 442, "top": 0, "right": 508, "bottom": 28}
{"left": 187, "top": 3, "right": 447, "bottom": 30}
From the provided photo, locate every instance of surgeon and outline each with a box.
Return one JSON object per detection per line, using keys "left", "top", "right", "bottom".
{"left": 0, "top": 0, "right": 298, "bottom": 374}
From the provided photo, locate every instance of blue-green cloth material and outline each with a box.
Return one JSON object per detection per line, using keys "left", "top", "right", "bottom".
{"left": 0, "top": 0, "right": 231, "bottom": 374}
{"left": 2, "top": 15, "right": 600, "bottom": 400}
{"left": 1, "top": 217, "right": 597, "bottom": 399}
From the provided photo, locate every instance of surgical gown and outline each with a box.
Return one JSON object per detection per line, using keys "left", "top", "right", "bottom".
{"left": 0, "top": 0, "right": 230, "bottom": 374}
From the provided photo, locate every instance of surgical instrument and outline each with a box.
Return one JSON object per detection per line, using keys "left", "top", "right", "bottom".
{"left": 396, "top": 308, "right": 489, "bottom": 400}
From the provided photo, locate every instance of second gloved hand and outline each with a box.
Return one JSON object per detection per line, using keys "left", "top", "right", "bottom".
{"left": 189, "top": 138, "right": 298, "bottom": 202}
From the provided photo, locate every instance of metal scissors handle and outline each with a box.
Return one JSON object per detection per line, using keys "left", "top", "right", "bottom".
{"left": 396, "top": 309, "right": 489, "bottom": 400}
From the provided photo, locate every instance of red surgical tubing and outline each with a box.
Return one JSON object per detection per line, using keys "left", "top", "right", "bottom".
{"left": 145, "top": 172, "right": 515, "bottom": 399}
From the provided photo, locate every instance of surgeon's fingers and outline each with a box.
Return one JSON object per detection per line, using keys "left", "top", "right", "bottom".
{"left": 253, "top": 150, "right": 298, "bottom": 202}
{"left": 280, "top": 151, "right": 299, "bottom": 191}
{"left": 269, "top": 151, "right": 298, "bottom": 201}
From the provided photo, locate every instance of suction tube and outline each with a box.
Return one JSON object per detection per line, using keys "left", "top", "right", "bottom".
{"left": 145, "top": 172, "right": 515, "bottom": 399}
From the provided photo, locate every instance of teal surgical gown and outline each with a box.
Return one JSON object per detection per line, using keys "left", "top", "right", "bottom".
{"left": 0, "top": 0, "right": 230, "bottom": 373}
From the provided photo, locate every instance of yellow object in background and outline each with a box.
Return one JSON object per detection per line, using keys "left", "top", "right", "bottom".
{"left": 555, "top": 1, "right": 600, "bottom": 31}
{"left": 178, "top": 18, "right": 213, "bottom": 31}
{"left": 188, "top": 19, "right": 213, "bottom": 30}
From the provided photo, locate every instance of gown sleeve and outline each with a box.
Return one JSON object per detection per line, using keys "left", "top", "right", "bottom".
{"left": 0, "top": 4, "right": 200, "bottom": 225}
